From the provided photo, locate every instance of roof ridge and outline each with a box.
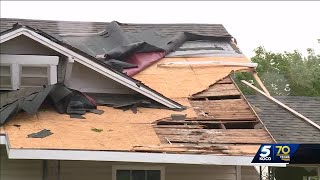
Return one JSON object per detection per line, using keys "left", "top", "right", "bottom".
{"left": 1, "top": 18, "right": 225, "bottom": 26}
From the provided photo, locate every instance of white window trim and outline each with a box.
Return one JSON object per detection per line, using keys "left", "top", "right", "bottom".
{"left": 112, "top": 165, "right": 165, "bottom": 180}
{"left": 0, "top": 54, "right": 58, "bottom": 89}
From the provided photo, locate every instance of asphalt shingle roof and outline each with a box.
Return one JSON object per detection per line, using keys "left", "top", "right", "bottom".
{"left": 246, "top": 95, "right": 320, "bottom": 143}
{"left": 0, "top": 18, "right": 231, "bottom": 37}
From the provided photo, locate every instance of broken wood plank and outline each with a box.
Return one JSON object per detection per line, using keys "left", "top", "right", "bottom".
{"left": 158, "top": 61, "right": 258, "bottom": 68}
{"left": 155, "top": 125, "right": 205, "bottom": 129}
{"left": 185, "top": 117, "right": 257, "bottom": 121}
{"left": 252, "top": 72, "right": 271, "bottom": 96}
{"left": 193, "top": 83, "right": 241, "bottom": 98}
{"left": 156, "top": 120, "right": 258, "bottom": 126}
{"left": 132, "top": 144, "right": 259, "bottom": 155}
{"left": 215, "top": 77, "right": 233, "bottom": 84}
{"left": 190, "top": 99, "right": 257, "bottom": 120}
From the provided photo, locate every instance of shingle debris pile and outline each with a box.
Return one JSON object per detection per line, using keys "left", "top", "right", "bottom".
{"left": 0, "top": 83, "right": 168, "bottom": 124}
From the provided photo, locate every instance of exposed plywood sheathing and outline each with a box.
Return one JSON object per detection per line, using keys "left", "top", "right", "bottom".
{"left": 3, "top": 98, "right": 197, "bottom": 150}
{"left": 133, "top": 57, "right": 251, "bottom": 98}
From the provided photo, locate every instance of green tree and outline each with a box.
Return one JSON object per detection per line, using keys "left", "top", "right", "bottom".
{"left": 233, "top": 46, "right": 320, "bottom": 96}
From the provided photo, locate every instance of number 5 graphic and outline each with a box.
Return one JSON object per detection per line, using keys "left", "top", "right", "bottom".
{"left": 260, "top": 145, "right": 271, "bottom": 157}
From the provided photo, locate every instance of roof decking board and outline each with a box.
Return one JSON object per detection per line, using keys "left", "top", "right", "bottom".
{"left": 133, "top": 57, "right": 251, "bottom": 98}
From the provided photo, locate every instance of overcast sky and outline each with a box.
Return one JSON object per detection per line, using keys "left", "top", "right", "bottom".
{"left": 1, "top": 1, "right": 319, "bottom": 57}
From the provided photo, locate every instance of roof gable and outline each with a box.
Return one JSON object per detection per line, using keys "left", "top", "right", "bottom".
{"left": 0, "top": 25, "right": 183, "bottom": 109}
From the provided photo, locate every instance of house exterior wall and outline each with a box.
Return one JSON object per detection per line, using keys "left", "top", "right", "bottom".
{"left": 0, "top": 146, "right": 259, "bottom": 180}
{"left": 49, "top": 161, "right": 239, "bottom": 180}
{"left": 67, "top": 62, "right": 135, "bottom": 94}
{"left": 0, "top": 35, "right": 67, "bottom": 82}
{"left": 0, "top": 146, "right": 43, "bottom": 180}
{"left": 241, "top": 166, "right": 260, "bottom": 180}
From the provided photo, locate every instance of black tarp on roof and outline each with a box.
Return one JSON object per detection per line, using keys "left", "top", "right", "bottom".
{"left": 59, "top": 21, "right": 230, "bottom": 60}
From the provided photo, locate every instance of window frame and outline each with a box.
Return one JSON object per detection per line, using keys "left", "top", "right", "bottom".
{"left": 0, "top": 64, "right": 14, "bottom": 89}
{"left": 112, "top": 165, "right": 165, "bottom": 180}
{"left": 0, "top": 54, "right": 58, "bottom": 90}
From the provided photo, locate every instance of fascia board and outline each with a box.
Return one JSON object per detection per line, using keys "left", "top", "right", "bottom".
{"left": 0, "top": 28, "right": 182, "bottom": 109}
{"left": 6, "top": 147, "right": 286, "bottom": 167}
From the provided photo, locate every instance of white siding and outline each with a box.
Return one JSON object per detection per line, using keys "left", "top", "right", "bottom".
{"left": 0, "top": 146, "right": 42, "bottom": 180}
{"left": 241, "top": 166, "right": 259, "bottom": 180}
{"left": 165, "top": 164, "right": 236, "bottom": 180}
{"left": 47, "top": 161, "right": 237, "bottom": 180}
{"left": 67, "top": 62, "right": 135, "bottom": 94}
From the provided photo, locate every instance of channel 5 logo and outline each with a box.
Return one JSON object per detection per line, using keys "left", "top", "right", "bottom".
{"left": 252, "top": 144, "right": 299, "bottom": 163}
{"left": 259, "top": 145, "right": 272, "bottom": 161}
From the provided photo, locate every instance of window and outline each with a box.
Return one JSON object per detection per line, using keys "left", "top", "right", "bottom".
{"left": 113, "top": 166, "right": 164, "bottom": 180}
{"left": 20, "top": 65, "right": 49, "bottom": 87}
{"left": 0, "top": 65, "right": 12, "bottom": 88}
{"left": 0, "top": 54, "right": 59, "bottom": 90}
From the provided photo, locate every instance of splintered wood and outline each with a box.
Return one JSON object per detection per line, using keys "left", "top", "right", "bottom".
{"left": 190, "top": 99, "right": 256, "bottom": 120}
{"left": 193, "top": 82, "right": 241, "bottom": 98}
{"left": 155, "top": 129, "right": 272, "bottom": 144}
{"left": 148, "top": 75, "right": 274, "bottom": 155}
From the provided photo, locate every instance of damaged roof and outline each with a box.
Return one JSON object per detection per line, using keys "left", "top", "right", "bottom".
{"left": 0, "top": 18, "right": 231, "bottom": 37}
{"left": 246, "top": 95, "right": 320, "bottom": 143}
{"left": 0, "top": 18, "right": 274, "bottom": 156}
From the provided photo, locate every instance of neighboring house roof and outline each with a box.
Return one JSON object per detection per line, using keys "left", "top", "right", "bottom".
{"left": 0, "top": 18, "right": 231, "bottom": 37}
{"left": 246, "top": 95, "right": 320, "bottom": 143}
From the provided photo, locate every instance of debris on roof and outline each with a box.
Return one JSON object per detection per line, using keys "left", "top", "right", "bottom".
{"left": 91, "top": 128, "right": 103, "bottom": 133}
{"left": 0, "top": 85, "right": 55, "bottom": 124}
{"left": 27, "top": 129, "right": 53, "bottom": 138}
